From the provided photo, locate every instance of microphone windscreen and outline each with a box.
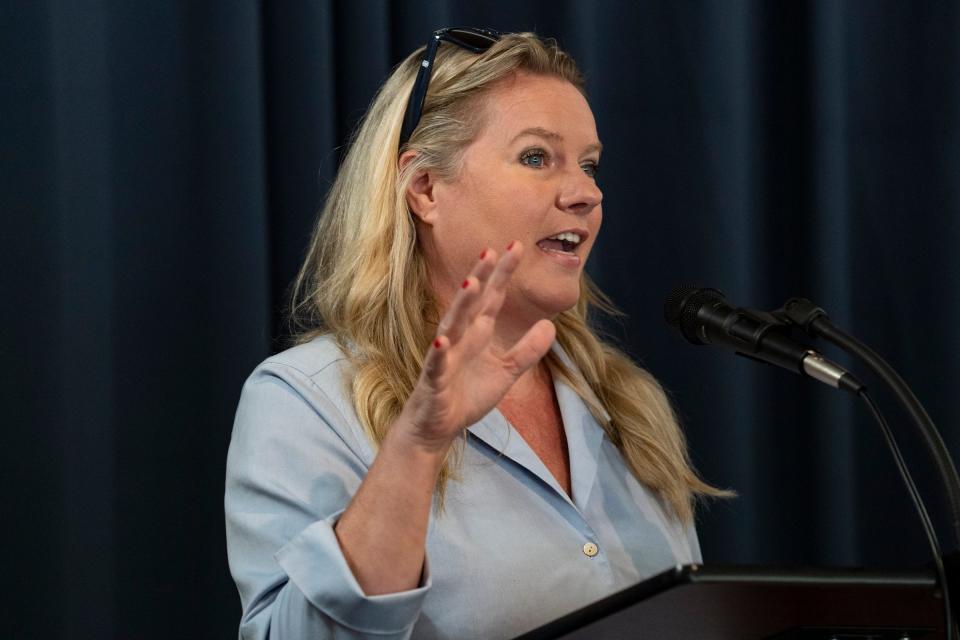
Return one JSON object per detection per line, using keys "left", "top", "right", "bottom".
{"left": 664, "top": 286, "right": 726, "bottom": 343}
{"left": 664, "top": 285, "right": 701, "bottom": 327}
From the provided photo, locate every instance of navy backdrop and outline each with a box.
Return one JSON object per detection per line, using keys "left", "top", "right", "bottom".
{"left": 4, "top": 1, "right": 960, "bottom": 637}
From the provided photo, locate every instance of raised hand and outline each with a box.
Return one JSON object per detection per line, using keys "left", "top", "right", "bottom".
{"left": 396, "top": 241, "right": 557, "bottom": 454}
{"left": 334, "top": 241, "right": 557, "bottom": 596}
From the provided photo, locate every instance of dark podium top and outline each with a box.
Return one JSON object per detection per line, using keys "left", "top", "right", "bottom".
{"left": 515, "top": 564, "right": 945, "bottom": 640}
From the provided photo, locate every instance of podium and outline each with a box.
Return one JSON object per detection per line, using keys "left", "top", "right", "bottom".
{"left": 515, "top": 565, "right": 945, "bottom": 639}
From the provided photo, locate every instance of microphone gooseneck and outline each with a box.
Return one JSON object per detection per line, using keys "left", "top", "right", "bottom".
{"left": 779, "top": 297, "right": 960, "bottom": 550}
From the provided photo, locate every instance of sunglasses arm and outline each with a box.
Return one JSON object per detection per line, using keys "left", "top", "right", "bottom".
{"left": 399, "top": 34, "right": 442, "bottom": 147}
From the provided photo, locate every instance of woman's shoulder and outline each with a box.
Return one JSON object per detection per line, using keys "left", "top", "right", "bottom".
{"left": 256, "top": 333, "right": 351, "bottom": 383}
{"left": 235, "top": 333, "right": 375, "bottom": 462}
{"left": 241, "top": 333, "right": 358, "bottom": 427}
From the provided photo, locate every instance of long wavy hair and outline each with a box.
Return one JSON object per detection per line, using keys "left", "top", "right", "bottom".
{"left": 289, "top": 32, "right": 729, "bottom": 525}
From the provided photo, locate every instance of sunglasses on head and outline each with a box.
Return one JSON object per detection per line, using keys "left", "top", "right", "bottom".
{"left": 398, "top": 27, "right": 502, "bottom": 148}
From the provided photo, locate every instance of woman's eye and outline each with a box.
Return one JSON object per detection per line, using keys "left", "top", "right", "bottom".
{"left": 581, "top": 162, "right": 600, "bottom": 178}
{"left": 520, "top": 149, "right": 547, "bottom": 168}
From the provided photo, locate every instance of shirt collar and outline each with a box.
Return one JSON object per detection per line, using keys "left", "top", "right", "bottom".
{"left": 466, "top": 340, "right": 608, "bottom": 510}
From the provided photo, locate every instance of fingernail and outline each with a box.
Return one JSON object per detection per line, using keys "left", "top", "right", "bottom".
{"left": 461, "top": 279, "right": 470, "bottom": 289}
{"left": 506, "top": 241, "right": 516, "bottom": 251}
{"left": 479, "top": 249, "right": 488, "bottom": 260}
{"left": 434, "top": 338, "right": 442, "bottom": 349}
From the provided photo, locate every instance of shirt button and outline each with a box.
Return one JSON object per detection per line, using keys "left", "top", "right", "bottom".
{"left": 582, "top": 542, "right": 599, "bottom": 557}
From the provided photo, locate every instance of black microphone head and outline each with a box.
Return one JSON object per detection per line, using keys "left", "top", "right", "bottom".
{"left": 664, "top": 285, "right": 699, "bottom": 327}
{"left": 664, "top": 286, "right": 726, "bottom": 344}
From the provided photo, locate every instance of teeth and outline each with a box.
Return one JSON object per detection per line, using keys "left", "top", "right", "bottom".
{"left": 547, "top": 232, "right": 582, "bottom": 244}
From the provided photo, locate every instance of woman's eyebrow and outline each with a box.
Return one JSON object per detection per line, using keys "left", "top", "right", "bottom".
{"left": 510, "top": 126, "right": 603, "bottom": 153}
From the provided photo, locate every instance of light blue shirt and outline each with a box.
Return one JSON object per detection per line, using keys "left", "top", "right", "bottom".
{"left": 225, "top": 335, "right": 701, "bottom": 639}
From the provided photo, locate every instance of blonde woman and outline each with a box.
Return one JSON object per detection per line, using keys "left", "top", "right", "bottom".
{"left": 226, "top": 28, "right": 726, "bottom": 640}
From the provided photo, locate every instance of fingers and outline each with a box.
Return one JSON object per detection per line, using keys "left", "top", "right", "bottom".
{"left": 478, "top": 241, "right": 523, "bottom": 320}
{"left": 436, "top": 249, "right": 497, "bottom": 345}
{"left": 424, "top": 248, "right": 499, "bottom": 386}
{"left": 425, "top": 240, "right": 526, "bottom": 385}
{"left": 421, "top": 334, "right": 449, "bottom": 388}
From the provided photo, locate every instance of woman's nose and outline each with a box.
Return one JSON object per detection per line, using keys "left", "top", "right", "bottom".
{"left": 557, "top": 167, "right": 603, "bottom": 213}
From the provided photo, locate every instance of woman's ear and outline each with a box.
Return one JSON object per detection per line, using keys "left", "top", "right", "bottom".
{"left": 399, "top": 151, "right": 439, "bottom": 225}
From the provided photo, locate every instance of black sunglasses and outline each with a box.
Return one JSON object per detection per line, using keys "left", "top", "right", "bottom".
{"left": 398, "top": 27, "right": 502, "bottom": 148}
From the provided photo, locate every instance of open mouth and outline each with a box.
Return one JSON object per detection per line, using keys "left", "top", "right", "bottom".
{"left": 536, "top": 230, "right": 586, "bottom": 255}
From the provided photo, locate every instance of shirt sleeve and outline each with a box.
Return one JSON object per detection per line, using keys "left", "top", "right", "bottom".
{"left": 225, "top": 361, "right": 431, "bottom": 639}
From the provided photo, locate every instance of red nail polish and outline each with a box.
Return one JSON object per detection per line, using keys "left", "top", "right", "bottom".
{"left": 479, "top": 249, "right": 487, "bottom": 260}
{"left": 434, "top": 338, "right": 442, "bottom": 349}
{"left": 506, "top": 240, "right": 516, "bottom": 251}
{"left": 461, "top": 279, "right": 470, "bottom": 288}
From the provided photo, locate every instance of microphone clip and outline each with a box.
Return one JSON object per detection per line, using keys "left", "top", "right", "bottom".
{"left": 773, "top": 297, "right": 830, "bottom": 334}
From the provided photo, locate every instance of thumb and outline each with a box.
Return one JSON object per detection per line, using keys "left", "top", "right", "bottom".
{"left": 504, "top": 319, "right": 556, "bottom": 377}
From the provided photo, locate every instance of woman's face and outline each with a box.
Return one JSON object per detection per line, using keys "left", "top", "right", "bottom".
{"left": 415, "top": 72, "right": 603, "bottom": 324}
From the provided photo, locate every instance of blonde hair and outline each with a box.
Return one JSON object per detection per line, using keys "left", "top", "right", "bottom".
{"left": 290, "top": 32, "right": 729, "bottom": 525}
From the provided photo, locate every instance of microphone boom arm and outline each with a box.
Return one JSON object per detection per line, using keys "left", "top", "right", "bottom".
{"left": 777, "top": 297, "right": 960, "bottom": 549}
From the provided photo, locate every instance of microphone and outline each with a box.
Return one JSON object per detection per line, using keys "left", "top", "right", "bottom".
{"left": 664, "top": 286, "right": 863, "bottom": 393}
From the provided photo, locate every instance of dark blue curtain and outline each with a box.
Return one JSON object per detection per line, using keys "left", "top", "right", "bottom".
{"left": 5, "top": 1, "right": 959, "bottom": 637}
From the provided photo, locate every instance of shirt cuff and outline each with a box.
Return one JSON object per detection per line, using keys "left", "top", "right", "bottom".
{"left": 275, "top": 510, "right": 431, "bottom": 635}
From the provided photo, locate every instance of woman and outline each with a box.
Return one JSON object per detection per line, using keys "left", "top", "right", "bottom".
{"left": 226, "top": 29, "right": 726, "bottom": 639}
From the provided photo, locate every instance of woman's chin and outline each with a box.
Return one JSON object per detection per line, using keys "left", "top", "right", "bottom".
{"left": 520, "top": 284, "right": 581, "bottom": 319}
